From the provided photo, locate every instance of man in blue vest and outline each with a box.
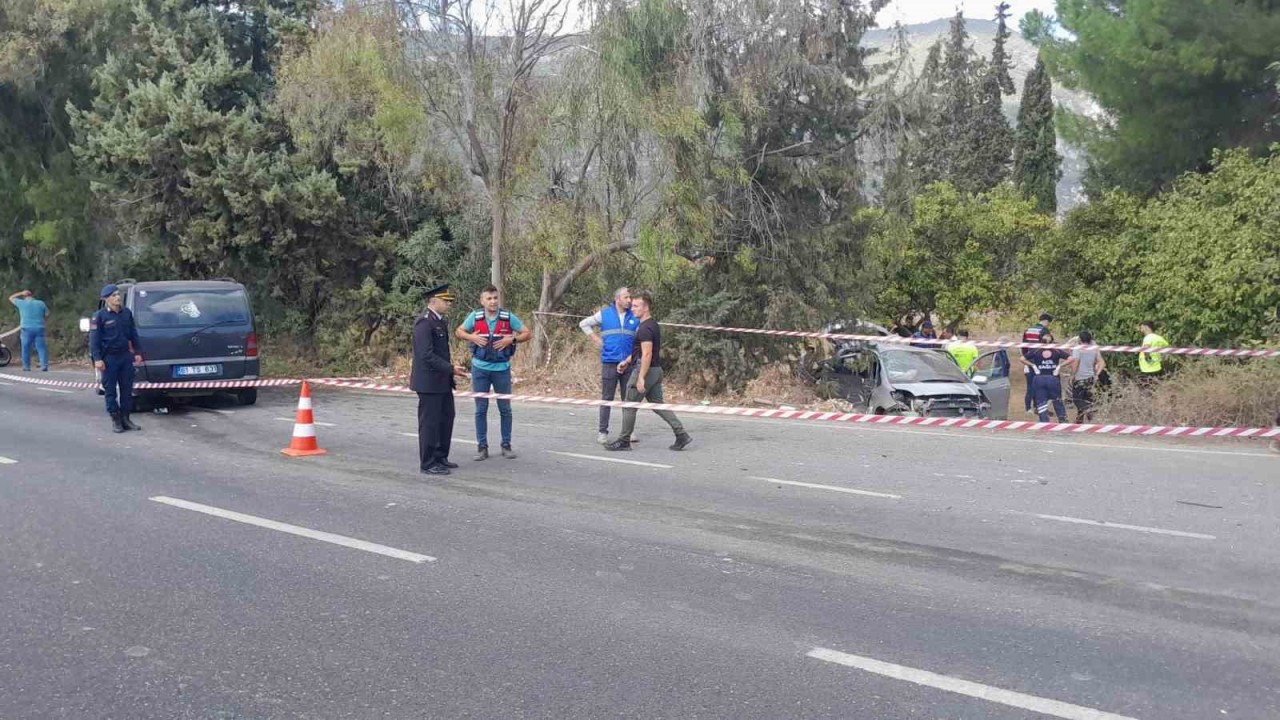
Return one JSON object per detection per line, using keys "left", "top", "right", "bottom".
{"left": 579, "top": 287, "right": 641, "bottom": 444}
{"left": 456, "top": 284, "right": 531, "bottom": 461}
{"left": 89, "top": 284, "right": 144, "bottom": 433}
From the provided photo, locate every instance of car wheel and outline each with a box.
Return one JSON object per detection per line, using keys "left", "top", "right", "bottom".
{"left": 236, "top": 389, "right": 258, "bottom": 406}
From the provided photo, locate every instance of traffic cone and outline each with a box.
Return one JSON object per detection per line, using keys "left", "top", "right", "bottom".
{"left": 281, "top": 382, "right": 327, "bottom": 457}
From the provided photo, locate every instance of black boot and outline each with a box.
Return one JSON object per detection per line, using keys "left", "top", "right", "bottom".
{"left": 111, "top": 413, "right": 126, "bottom": 433}
{"left": 122, "top": 414, "right": 141, "bottom": 431}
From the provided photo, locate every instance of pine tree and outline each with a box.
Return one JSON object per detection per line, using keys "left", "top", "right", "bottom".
{"left": 963, "top": 68, "right": 1014, "bottom": 193}
{"left": 914, "top": 13, "right": 977, "bottom": 187}
{"left": 1013, "top": 57, "right": 1061, "bottom": 213}
{"left": 990, "top": 2, "right": 1015, "bottom": 96}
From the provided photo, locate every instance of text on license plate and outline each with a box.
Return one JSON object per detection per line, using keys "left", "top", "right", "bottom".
{"left": 174, "top": 364, "right": 221, "bottom": 377}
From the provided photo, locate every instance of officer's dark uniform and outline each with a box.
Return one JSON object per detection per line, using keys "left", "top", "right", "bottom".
{"left": 410, "top": 285, "right": 458, "bottom": 474}
{"left": 89, "top": 284, "right": 143, "bottom": 432}
{"left": 1028, "top": 347, "right": 1070, "bottom": 423}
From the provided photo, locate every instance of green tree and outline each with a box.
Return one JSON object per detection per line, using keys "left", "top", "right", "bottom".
{"left": 865, "top": 182, "right": 1053, "bottom": 328}
{"left": 0, "top": 0, "right": 129, "bottom": 332}
{"left": 990, "top": 2, "right": 1016, "bottom": 96}
{"left": 1039, "top": 0, "right": 1280, "bottom": 195}
{"left": 1013, "top": 56, "right": 1061, "bottom": 213}
{"left": 69, "top": 0, "right": 360, "bottom": 331}
{"left": 1024, "top": 147, "right": 1280, "bottom": 349}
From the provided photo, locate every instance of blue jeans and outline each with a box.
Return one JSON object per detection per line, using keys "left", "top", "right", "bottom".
{"left": 20, "top": 328, "right": 47, "bottom": 370}
{"left": 472, "top": 366, "right": 513, "bottom": 448}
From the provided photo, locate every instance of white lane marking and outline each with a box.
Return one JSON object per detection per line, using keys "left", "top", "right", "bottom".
{"left": 399, "top": 432, "right": 419, "bottom": 438}
{"left": 35, "top": 387, "right": 74, "bottom": 394}
{"left": 200, "top": 408, "right": 236, "bottom": 416}
{"left": 0, "top": 456, "right": 17, "bottom": 464}
{"left": 1015, "top": 512, "right": 1216, "bottom": 540}
{"left": 807, "top": 646, "right": 1139, "bottom": 720}
{"left": 547, "top": 451, "right": 673, "bottom": 469}
{"left": 276, "top": 416, "right": 335, "bottom": 427}
{"left": 149, "top": 496, "right": 436, "bottom": 563}
{"left": 0, "top": 381, "right": 15, "bottom": 386}
{"left": 750, "top": 476, "right": 901, "bottom": 500}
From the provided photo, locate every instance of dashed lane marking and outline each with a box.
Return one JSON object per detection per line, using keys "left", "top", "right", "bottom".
{"left": 546, "top": 451, "right": 673, "bottom": 469}
{"left": 0, "top": 456, "right": 17, "bottom": 464}
{"left": 149, "top": 496, "right": 436, "bottom": 563}
{"left": 35, "top": 387, "right": 73, "bottom": 394}
{"left": 1014, "top": 511, "right": 1215, "bottom": 540}
{"left": 750, "top": 476, "right": 902, "bottom": 500}
{"left": 807, "top": 646, "right": 1139, "bottom": 720}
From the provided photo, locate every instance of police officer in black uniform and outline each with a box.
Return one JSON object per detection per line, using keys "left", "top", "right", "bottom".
{"left": 410, "top": 284, "right": 468, "bottom": 475}
{"left": 89, "top": 284, "right": 144, "bottom": 433}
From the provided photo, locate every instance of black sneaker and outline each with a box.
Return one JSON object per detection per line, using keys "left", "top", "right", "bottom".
{"left": 439, "top": 459, "right": 460, "bottom": 469}
{"left": 474, "top": 446, "right": 489, "bottom": 461}
{"left": 669, "top": 433, "right": 693, "bottom": 451}
{"left": 122, "top": 414, "right": 141, "bottom": 431}
{"left": 422, "top": 464, "right": 451, "bottom": 476}
{"left": 501, "top": 445, "right": 517, "bottom": 459}
{"left": 604, "top": 438, "right": 631, "bottom": 451}
{"left": 111, "top": 413, "right": 126, "bottom": 434}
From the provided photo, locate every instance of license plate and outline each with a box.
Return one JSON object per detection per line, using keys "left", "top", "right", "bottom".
{"left": 174, "top": 364, "right": 221, "bottom": 377}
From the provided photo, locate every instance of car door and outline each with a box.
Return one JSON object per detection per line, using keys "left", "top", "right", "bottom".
{"left": 968, "top": 350, "right": 1011, "bottom": 420}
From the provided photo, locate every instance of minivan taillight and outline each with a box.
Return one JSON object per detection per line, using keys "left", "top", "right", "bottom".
{"left": 246, "top": 332, "right": 259, "bottom": 358}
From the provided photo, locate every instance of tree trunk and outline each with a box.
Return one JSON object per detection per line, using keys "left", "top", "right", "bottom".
{"left": 490, "top": 199, "right": 506, "bottom": 301}
{"left": 531, "top": 268, "right": 553, "bottom": 368}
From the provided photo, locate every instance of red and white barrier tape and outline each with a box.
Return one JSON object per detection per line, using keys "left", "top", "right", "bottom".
{"left": 534, "top": 311, "right": 1280, "bottom": 358}
{"left": 306, "top": 378, "right": 1280, "bottom": 440}
{"left": 7, "top": 371, "right": 1276, "bottom": 440}
{"left": 0, "top": 373, "right": 300, "bottom": 391}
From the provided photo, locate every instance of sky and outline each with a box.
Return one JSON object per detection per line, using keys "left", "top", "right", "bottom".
{"left": 875, "top": 0, "right": 1057, "bottom": 27}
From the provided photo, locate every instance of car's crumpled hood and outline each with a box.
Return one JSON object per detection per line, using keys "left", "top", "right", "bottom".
{"left": 892, "top": 381, "right": 980, "bottom": 398}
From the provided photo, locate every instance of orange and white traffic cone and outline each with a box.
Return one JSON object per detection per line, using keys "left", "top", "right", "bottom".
{"left": 281, "top": 381, "right": 327, "bottom": 457}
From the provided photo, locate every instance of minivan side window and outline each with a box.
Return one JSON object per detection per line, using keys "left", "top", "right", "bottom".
{"left": 134, "top": 289, "right": 250, "bottom": 328}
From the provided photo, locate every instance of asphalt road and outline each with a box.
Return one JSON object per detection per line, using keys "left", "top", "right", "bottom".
{"left": 1, "top": 370, "right": 1277, "bottom": 719}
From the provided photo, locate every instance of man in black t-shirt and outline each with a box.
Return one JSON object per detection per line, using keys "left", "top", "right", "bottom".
{"left": 605, "top": 291, "right": 692, "bottom": 451}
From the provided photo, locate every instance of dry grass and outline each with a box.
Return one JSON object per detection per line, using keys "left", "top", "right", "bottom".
{"left": 1093, "top": 361, "right": 1280, "bottom": 428}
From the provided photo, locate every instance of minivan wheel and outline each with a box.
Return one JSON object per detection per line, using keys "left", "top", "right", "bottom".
{"left": 236, "top": 389, "right": 258, "bottom": 406}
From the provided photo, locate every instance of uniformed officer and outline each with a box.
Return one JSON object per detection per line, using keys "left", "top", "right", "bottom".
{"left": 410, "top": 284, "right": 468, "bottom": 475}
{"left": 89, "top": 284, "right": 144, "bottom": 433}
{"left": 1020, "top": 332, "right": 1076, "bottom": 423}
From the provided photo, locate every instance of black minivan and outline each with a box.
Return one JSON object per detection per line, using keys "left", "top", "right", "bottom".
{"left": 84, "top": 279, "right": 261, "bottom": 406}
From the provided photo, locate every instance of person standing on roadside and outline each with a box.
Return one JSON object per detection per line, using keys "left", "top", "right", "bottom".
{"left": 579, "top": 287, "right": 641, "bottom": 444}
{"left": 946, "top": 329, "right": 979, "bottom": 373}
{"left": 1137, "top": 320, "right": 1169, "bottom": 387}
{"left": 89, "top": 285, "right": 143, "bottom": 433}
{"left": 605, "top": 291, "right": 692, "bottom": 452}
{"left": 457, "top": 285, "right": 531, "bottom": 461}
{"left": 8, "top": 289, "right": 49, "bottom": 372}
{"left": 411, "top": 284, "right": 469, "bottom": 476}
{"left": 910, "top": 321, "right": 939, "bottom": 348}
{"left": 1069, "top": 330, "right": 1106, "bottom": 423}
{"left": 1021, "top": 313, "right": 1053, "bottom": 414}
{"left": 1021, "top": 332, "right": 1075, "bottom": 423}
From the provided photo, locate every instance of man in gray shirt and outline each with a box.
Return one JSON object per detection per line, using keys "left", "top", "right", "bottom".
{"left": 1069, "top": 330, "right": 1107, "bottom": 423}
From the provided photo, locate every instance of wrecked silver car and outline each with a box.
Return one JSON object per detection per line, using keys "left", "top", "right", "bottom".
{"left": 813, "top": 341, "right": 1009, "bottom": 419}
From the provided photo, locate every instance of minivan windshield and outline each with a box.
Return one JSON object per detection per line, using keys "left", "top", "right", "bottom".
{"left": 880, "top": 349, "right": 969, "bottom": 384}
{"left": 133, "top": 288, "right": 250, "bottom": 328}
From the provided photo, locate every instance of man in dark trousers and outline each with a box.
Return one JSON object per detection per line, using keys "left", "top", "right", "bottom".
{"left": 604, "top": 291, "right": 692, "bottom": 452}
{"left": 411, "top": 284, "right": 468, "bottom": 476}
{"left": 89, "top": 284, "right": 143, "bottom": 433}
